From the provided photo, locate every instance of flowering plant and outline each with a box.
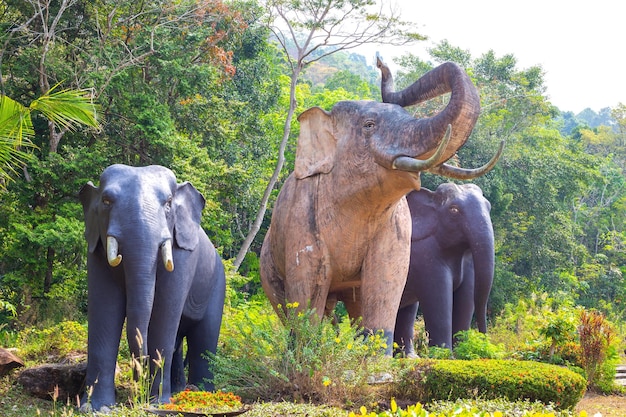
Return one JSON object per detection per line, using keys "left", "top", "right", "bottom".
{"left": 160, "top": 390, "right": 243, "bottom": 414}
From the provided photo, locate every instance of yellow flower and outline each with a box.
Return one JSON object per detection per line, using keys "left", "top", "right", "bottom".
{"left": 335, "top": 337, "right": 341, "bottom": 343}
{"left": 390, "top": 398, "right": 397, "bottom": 413}
{"left": 347, "top": 343, "right": 353, "bottom": 350}
{"left": 360, "top": 405, "right": 367, "bottom": 415}
{"left": 291, "top": 301, "right": 299, "bottom": 308}
{"left": 322, "top": 376, "right": 331, "bottom": 387}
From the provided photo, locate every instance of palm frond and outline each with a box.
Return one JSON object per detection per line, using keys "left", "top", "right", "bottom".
{"left": 29, "top": 83, "right": 100, "bottom": 131}
{"left": 0, "top": 95, "right": 35, "bottom": 145}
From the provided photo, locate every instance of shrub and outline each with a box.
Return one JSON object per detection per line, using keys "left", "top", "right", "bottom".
{"left": 578, "top": 309, "right": 618, "bottom": 392}
{"left": 353, "top": 398, "right": 585, "bottom": 416}
{"left": 395, "top": 359, "right": 586, "bottom": 410}
{"left": 211, "top": 300, "right": 392, "bottom": 407}
{"left": 452, "top": 330, "right": 505, "bottom": 360}
{"left": 16, "top": 320, "right": 87, "bottom": 361}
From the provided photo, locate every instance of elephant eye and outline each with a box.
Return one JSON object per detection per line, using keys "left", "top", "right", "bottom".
{"left": 165, "top": 196, "right": 173, "bottom": 211}
{"left": 449, "top": 205, "right": 460, "bottom": 215}
{"left": 363, "top": 119, "right": 376, "bottom": 131}
{"left": 102, "top": 197, "right": 112, "bottom": 206}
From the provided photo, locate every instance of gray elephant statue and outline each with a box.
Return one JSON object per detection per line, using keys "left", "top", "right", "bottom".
{"left": 260, "top": 58, "right": 502, "bottom": 354}
{"left": 394, "top": 183, "right": 495, "bottom": 355}
{"left": 79, "top": 164, "right": 226, "bottom": 412}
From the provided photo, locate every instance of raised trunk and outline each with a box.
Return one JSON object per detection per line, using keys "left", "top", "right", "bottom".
{"left": 378, "top": 58, "right": 480, "bottom": 165}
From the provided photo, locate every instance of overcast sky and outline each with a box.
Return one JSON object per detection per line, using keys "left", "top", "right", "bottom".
{"left": 362, "top": 0, "right": 623, "bottom": 114}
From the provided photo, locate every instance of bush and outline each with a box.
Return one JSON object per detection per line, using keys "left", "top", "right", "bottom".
{"left": 211, "top": 301, "right": 393, "bottom": 407}
{"left": 452, "top": 330, "right": 505, "bottom": 360}
{"left": 578, "top": 309, "right": 619, "bottom": 392}
{"left": 353, "top": 398, "right": 584, "bottom": 416}
{"left": 16, "top": 320, "right": 87, "bottom": 361}
{"left": 395, "top": 359, "right": 586, "bottom": 410}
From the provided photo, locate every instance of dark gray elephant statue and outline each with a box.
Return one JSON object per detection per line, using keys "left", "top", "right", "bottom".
{"left": 394, "top": 183, "right": 495, "bottom": 355}
{"left": 260, "top": 57, "right": 502, "bottom": 354}
{"left": 79, "top": 164, "right": 226, "bottom": 412}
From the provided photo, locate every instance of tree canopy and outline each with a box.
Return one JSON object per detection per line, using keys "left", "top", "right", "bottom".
{"left": 0, "top": 0, "right": 624, "bottom": 329}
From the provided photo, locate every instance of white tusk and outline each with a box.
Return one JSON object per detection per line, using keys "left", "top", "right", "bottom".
{"left": 393, "top": 124, "right": 452, "bottom": 172}
{"left": 106, "top": 236, "right": 122, "bottom": 267}
{"left": 161, "top": 239, "right": 174, "bottom": 272}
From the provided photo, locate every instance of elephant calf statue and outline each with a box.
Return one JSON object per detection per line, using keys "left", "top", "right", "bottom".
{"left": 260, "top": 57, "right": 502, "bottom": 353}
{"left": 394, "top": 183, "right": 495, "bottom": 356}
{"left": 79, "top": 164, "right": 226, "bottom": 412}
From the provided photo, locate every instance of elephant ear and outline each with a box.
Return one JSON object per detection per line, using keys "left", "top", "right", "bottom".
{"left": 173, "top": 181, "right": 205, "bottom": 251}
{"left": 294, "top": 106, "right": 336, "bottom": 179}
{"left": 406, "top": 189, "right": 438, "bottom": 242}
{"left": 78, "top": 181, "right": 101, "bottom": 253}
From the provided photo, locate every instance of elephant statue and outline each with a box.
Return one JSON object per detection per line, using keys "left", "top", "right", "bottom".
{"left": 79, "top": 164, "right": 226, "bottom": 412}
{"left": 394, "top": 183, "right": 495, "bottom": 356}
{"left": 260, "top": 58, "right": 502, "bottom": 354}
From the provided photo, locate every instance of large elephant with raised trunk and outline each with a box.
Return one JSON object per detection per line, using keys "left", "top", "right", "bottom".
{"left": 394, "top": 183, "right": 495, "bottom": 356}
{"left": 260, "top": 58, "right": 502, "bottom": 353}
{"left": 79, "top": 164, "right": 225, "bottom": 412}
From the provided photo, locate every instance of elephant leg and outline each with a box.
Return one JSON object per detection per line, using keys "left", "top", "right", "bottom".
{"left": 148, "top": 267, "right": 191, "bottom": 403}
{"left": 359, "top": 236, "right": 410, "bottom": 355}
{"left": 452, "top": 261, "right": 475, "bottom": 344}
{"left": 259, "top": 233, "right": 286, "bottom": 310}
{"left": 394, "top": 303, "right": 419, "bottom": 357}
{"left": 171, "top": 338, "right": 186, "bottom": 393}
{"left": 419, "top": 276, "right": 453, "bottom": 349}
{"left": 185, "top": 278, "right": 225, "bottom": 391}
{"left": 82, "top": 253, "right": 126, "bottom": 411}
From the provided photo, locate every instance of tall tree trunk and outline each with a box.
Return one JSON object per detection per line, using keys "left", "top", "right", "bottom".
{"left": 233, "top": 67, "right": 301, "bottom": 270}
{"left": 43, "top": 246, "right": 54, "bottom": 293}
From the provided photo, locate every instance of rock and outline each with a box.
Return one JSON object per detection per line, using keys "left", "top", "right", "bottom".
{"left": 0, "top": 348, "right": 24, "bottom": 376}
{"left": 17, "top": 362, "right": 87, "bottom": 402}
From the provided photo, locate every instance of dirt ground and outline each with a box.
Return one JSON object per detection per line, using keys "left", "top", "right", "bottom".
{"left": 575, "top": 392, "right": 626, "bottom": 416}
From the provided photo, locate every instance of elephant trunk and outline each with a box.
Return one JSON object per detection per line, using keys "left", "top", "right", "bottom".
{"left": 469, "top": 227, "right": 495, "bottom": 333}
{"left": 123, "top": 258, "right": 158, "bottom": 369}
{"left": 377, "top": 57, "right": 480, "bottom": 166}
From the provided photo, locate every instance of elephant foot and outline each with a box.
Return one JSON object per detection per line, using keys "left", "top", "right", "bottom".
{"left": 79, "top": 402, "right": 112, "bottom": 415}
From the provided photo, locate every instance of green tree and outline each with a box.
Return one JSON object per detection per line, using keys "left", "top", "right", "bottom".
{"left": 0, "top": 0, "right": 280, "bottom": 324}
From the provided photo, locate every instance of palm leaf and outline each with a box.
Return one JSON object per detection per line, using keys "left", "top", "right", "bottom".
{"left": 0, "top": 96, "right": 37, "bottom": 182}
{"left": 29, "top": 84, "right": 100, "bottom": 131}
{"left": 0, "top": 95, "right": 35, "bottom": 145}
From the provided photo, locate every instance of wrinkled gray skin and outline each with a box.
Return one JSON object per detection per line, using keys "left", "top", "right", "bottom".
{"left": 79, "top": 164, "right": 225, "bottom": 411}
{"left": 394, "top": 183, "right": 494, "bottom": 355}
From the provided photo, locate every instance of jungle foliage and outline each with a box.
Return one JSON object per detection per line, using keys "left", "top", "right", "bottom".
{"left": 0, "top": 0, "right": 624, "bottom": 348}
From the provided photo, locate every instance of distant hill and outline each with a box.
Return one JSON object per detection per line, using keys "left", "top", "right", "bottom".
{"left": 559, "top": 107, "right": 618, "bottom": 136}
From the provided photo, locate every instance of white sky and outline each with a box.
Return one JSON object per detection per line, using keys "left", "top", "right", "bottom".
{"left": 361, "top": 0, "right": 624, "bottom": 114}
